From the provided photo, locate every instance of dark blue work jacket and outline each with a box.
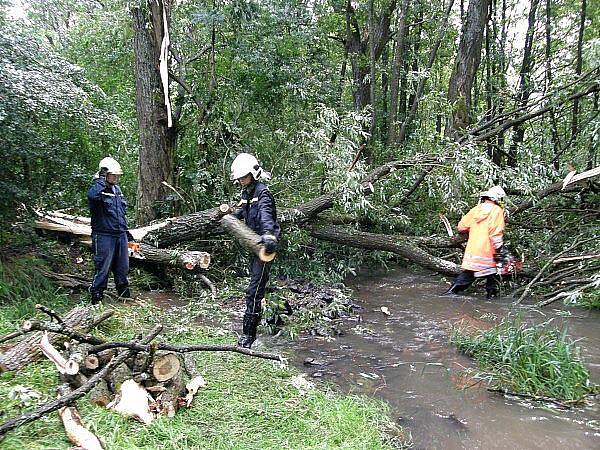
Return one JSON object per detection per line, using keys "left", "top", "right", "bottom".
{"left": 235, "top": 182, "right": 281, "bottom": 240}
{"left": 87, "top": 177, "right": 129, "bottom": 235}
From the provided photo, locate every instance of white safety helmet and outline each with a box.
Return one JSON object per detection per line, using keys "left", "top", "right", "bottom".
{"left": 480, "top": 185, "right": 506, "bottom": 202}
{"left": 98, "top": 157, "right": 123, "bottom": 175}
{"left": 230, "top": 153, "right": 262, "bottom": 181}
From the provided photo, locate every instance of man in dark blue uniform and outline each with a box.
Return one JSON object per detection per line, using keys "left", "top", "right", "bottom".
{"left": 88, "top": 157, "right": 132, "bottom": 304}
{"left": 231, "top": 153, "right": 280, "bottom": 348}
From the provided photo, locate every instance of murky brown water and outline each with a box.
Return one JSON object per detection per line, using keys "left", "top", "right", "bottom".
{"left": 268, "top": 269, "right": 600, "bottom": 449}
{"left": 149, "top": 268, "right": 600, "bottom": 449}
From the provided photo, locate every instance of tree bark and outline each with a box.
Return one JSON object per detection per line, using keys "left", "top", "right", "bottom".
{"left": 0, "top": 307, "right": 97, "bottom": 372}
{"left": 310, "top": 225, "right": 460, "bottom": 276}
{"left": 446, "top": 0, "right": 490, "bottom": 137}
{"left": 142, "top": 206, "right": 229, "bottom": 247}
{"left": 342, "top": 0, "right": 397, "bottom": 110}
{"left": 220, "top": 215, "right": 275, "bottom": 262}
{"left": 132, "top": 0, "right": 175, "bottom": 225}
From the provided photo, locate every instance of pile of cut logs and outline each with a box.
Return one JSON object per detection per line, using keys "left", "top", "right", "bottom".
{"left": 0, "top": 304, "right": 282, "bottom": 447}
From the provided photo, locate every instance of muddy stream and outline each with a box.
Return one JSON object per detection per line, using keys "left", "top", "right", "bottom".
{"left": 155, "top": 268, "right": 600, "bottom": 449}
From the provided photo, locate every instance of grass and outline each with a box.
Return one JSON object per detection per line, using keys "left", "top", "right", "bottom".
{"left": 0, "top": 257, "right": 408, "bottom": 449}
{"left": 451, "top": 316, "right": 597, "bottom": 403}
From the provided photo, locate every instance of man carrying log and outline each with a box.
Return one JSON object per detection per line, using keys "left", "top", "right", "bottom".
{"left": 442, "top": 186, "right": 508, "bottom": 300}
{"left": 230, "top": 153, "right": 280, "bottom": 348}
{"left": 87, "top": 157, "right": 134, "bottom": 304}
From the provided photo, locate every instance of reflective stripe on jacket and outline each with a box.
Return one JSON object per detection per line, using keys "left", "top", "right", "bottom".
{"left": 457, "top": 200, "right": 505, "bottom": 272}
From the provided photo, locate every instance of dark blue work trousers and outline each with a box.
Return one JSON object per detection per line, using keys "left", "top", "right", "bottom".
{"left": 90, "top": 232, "right": 129, "bottom": 294}
{"left": 244, "top": 257, "right": 272, "bottom": 317}
{"left": 455, "top": 270, "right": 499, "bottom": 293}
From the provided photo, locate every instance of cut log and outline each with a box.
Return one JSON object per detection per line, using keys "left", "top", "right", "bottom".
{"left": 0, "top": 325, "right": 163, "bottom": 436}
{"left": 151, "top": 351, "right": 181, "bottom": 382}
{"left": 220, "top": 215, "right": 276, "bottom": 262}
{"left": 310, "top": 225, "right": 461, "bottom": 276}
{"left": 155, "top": 369, "right": 186, "bottom": 418}
{"left": 84, "top": 355, "right": 99, "bottom": 371}
{"left": 0, "top": 307, "right": 95, "bottom": 372}
{"left": 57, "top": 384, "right": 104, "bottom": 450}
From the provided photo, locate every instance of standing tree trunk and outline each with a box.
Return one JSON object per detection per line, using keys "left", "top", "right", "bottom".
{"left": 446, "top": 0, "right": 490, "bottom": 138}
{"left": 544, "top": 0, "right": 561, "bottom": 169}
{"left": 571, "top": 0, "right": 587, "bottom": 142}
{"left": 341, "top": 0, "right": 397, "bottom": 111}
{"left": 507, "top": 0, "right": 539, "bottom": 166}
{"left": 132, "top": 0, "right": 175, "bottom": 226}
{"left": 368, "top": 0, "right": 377, "bottom": 138}
{"left": 387, "top": 0, "right": 410, "bottom": 146}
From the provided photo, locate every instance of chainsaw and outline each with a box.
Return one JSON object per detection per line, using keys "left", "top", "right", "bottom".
{"left": 495, "top": 252, "right": 523, "bottom": 276}
{"left": 474, "top": 247, "right": 523, "bottom": 278}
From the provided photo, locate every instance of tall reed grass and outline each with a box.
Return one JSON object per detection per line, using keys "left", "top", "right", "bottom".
{"left": 451, "top": 317, "right": 597, "bottom": 402}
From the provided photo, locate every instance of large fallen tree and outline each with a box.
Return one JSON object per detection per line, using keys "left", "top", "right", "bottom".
{"left": 34, "top": 161, "right": 599, "bottom": 293}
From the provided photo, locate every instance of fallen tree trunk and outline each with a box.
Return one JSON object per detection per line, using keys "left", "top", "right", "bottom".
{"left": 220, "top": 214, "right": 275, "bottom": 262}
{"left": 135, "top": 244, "right": 210, "bottom": 270}
{"left": 0, "top": 307, "right": 107, "bottom": 372}
{"left": 509, "top": 173, "right": 597, "bottom": 217}
{"left": 141, "top": 206, "right": 230, "bottom": 247}
{"left": 34, "top": 217, "right": 210, "bottom": 270}
{"left": 310, "top": 225, "right": 461, "bottom": 276}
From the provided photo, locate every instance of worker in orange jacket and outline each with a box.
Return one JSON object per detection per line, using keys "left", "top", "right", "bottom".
{"left": 442, "top": 186, "right": 507, "bottom": 299}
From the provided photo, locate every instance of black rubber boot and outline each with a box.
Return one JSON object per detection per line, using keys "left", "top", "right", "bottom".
{"left": 90, "top": 290, "right": 103, "bottom": 305}
{"left": 238, "top": 313, "right": 260, "bottom": 349}
{"left": 116, "top": 284, "right": 131, "bottom": 299}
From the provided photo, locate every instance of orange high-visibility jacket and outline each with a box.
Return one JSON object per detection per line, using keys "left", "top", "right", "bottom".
{"left": 457, "top": 200, "right": 505, "bottom": 273}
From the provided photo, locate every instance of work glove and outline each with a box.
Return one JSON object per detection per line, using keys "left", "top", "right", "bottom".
{"left": 126, "top": 231, "right": 134, "bottom": 242}
{"left": 261, "top": 235, "right": 278, "bottom": 254}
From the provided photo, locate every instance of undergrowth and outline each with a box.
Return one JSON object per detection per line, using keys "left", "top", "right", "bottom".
{"left": 451, "top": 317, "right": 597, "bottom": 403}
